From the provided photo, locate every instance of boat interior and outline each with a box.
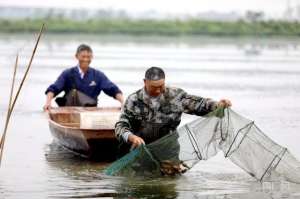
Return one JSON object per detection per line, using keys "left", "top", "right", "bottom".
{"left": 49, "top": 107, "right": 120, "bottom": 129}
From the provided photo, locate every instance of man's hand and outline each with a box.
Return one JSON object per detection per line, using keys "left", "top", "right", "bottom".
{"left": 217, "top": 99, "right": 232, "bottom": 108}
{"left": 43, "top": 102, "right": 52, "bottom": 112}
{"left": 128, "top": 134, "right": 145, "bottom": 149}
{"left": 43, "top": 92, "right": 54, "bottom": 111}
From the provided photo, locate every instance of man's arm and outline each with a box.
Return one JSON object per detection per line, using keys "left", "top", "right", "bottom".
{"left": 98, "top": 71, "right": 123, "bottom": 104}
{"left": 115, "top": 98, "right": 134, "bottom": 142}
{"left": 180, "top": 89, "right": 231, "bottom": 115}
{"left": 115, "top": 92, "right": 124, "bottom": 106}
{"left": 44, "top": 70, "right": 68, "bottom": 110}
{"left": 43, "top": 92, "right": 54, "bottom": 111}
{"left": 115, "top": 97, "right": 145, "bottom": 148}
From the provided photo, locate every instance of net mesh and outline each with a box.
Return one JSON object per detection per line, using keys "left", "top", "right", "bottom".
{"left": 105, "top": 108, "right": 300, "bottom": 183}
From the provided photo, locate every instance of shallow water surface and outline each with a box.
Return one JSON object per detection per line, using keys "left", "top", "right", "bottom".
{"left": 0, "top": 34, "right": 300, "bottom": 198}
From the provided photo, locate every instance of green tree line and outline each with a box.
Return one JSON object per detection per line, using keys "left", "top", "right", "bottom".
{"left": 0, "top": 18, "right": 300, "bottom": 36}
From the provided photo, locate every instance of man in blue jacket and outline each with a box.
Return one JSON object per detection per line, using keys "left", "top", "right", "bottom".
{"left": 43, "top": 44, "right": 124, "bottom": 111}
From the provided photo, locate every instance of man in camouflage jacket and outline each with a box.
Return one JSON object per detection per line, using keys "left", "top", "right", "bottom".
{"left": 115, "top": 67, "right": 231, "bottom": 152}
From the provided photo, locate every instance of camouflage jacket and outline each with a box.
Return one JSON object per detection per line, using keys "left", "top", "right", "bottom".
{"left": 115, "top": 87, "right": 217, "bottom": 143}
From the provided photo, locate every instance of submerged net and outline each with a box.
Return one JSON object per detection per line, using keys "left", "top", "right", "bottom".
{"left": 105, "top": 108, "right": 300, "bottom": 183}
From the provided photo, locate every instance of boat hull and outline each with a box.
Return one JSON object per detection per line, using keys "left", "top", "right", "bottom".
{"left": 48, "top": 107, "right": 120, "bottom": 161}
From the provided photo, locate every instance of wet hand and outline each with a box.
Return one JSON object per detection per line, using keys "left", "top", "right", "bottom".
{"left": 217, "top": 99, "right": 232, "bottom": 108}
{"left": 128, "top": 134, "right": 145, "bottom": 149}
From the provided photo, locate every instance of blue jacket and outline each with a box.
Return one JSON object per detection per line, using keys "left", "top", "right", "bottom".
{"left": 45, "top": 66, "right": 122, "bottom": 101}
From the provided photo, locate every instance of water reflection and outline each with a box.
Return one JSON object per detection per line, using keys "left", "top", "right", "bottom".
{"left": 116, "top": 177, "right": 178, "bottom": 199}
{"left": 44, "top": 142, "right": 113, "bottom": 177}
{"left": 44, "top": 142, "right": 300, "bottom": 199}
{"left": 45, "top": 142, "right": 119, "bottom": 198}
{"left": 45, "top": 142, "right": 178, "bottom": 198}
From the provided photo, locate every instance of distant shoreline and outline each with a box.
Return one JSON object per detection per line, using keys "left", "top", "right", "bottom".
{"left": 1, "top": 18, "right": 300, "bottom": 37}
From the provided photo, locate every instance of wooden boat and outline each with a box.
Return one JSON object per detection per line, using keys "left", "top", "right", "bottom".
{"left": 47, "top": 107, "right": 121, "bottom": 161}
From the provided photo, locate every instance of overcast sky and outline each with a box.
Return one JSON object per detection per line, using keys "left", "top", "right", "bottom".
{"left": 0, "top": 0, "right": 298, "bottom": 17}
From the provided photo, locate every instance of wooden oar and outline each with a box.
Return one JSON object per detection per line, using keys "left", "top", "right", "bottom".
{"left": 0, "top": 23, "right": 45, "bottom": 166}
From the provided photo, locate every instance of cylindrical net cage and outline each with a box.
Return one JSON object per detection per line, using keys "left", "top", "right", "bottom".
{"left": 105, "top": 108, "right": 300, "bottom": 183}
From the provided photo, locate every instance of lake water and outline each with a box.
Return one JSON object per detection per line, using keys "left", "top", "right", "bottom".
{"left": 0, "top": 33, "right": 300, "bottom": 198}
